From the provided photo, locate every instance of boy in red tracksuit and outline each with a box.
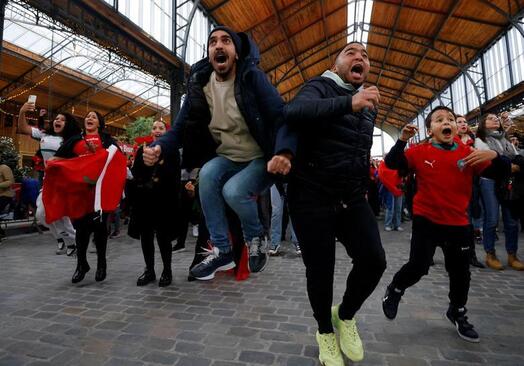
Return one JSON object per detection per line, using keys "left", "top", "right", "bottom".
{"left": 381, "top": 106, "right": 510, "bottom": 343}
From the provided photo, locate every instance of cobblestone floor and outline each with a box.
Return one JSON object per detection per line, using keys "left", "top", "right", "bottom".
{"left": 0, "top": 223, "right": 523, "bottom": 366}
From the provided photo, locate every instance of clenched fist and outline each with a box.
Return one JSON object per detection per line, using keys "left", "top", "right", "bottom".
{"left": 267, "top": 154, "right": 292, "bottom": 175}
{"left": 399, "top": 124, "right": 419, "bottom": 142}
{"left": 352, "top": 86, "right": 380, "bottom": 112}
{"left": 143, "top": 145, "right": 162, "bottom": 166}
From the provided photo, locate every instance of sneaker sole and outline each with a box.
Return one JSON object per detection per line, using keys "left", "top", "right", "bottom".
{"left": 194, "top": 261, "right": 236, "bottom": 281}
{"left": 172, "top": 248, "right": 186, "bottom": 253}
{"left": 446, "top": 314, "right": 480, "bottom": 343}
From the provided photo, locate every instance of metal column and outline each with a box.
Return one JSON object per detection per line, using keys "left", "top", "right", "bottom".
{"left": 0, "top": 0, "right": 7, "bottom": 55}
{"left": 170, "top": 67, "right": 185, "bottom": 124}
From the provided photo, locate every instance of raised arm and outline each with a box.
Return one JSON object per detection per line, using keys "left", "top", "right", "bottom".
{"left": 17, "top": 102, "right": 36, "bottom": 136}
{"left": 385, "top": 124, "right": 418, "bottom": 171}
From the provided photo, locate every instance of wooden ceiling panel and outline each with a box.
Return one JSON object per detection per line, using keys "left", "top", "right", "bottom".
{"left": 201, "top": 0, "right": 523, "bottom": 130}
{"left": 211, "top": 0, "right": 274, "bottom": 31}
{"left": 284, "top": 1, "right": 321, "bottom": 35}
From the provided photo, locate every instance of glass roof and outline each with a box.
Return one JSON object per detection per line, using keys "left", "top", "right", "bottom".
{"left": 3, "top": 1, "right": 171, "bottom": 113}
{"left": 347, "top": 0, "right": 373, "bottom": 45}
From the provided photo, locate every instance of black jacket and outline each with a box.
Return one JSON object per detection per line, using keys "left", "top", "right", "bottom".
{"left": 127, "top": 146, "right": 180, "bottom": 239}
{"left": 284, "top": 76, "right": 376, "bottom": 200}
{"left": 154, "top": 33, "right": 296, "bottom": 169}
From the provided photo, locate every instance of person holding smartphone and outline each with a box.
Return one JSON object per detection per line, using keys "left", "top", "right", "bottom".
{"left": 18, "top": 97, "right": 81, "bottom": 256}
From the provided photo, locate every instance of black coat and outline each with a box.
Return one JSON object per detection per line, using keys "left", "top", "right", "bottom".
{"left": 127, "top": 146, "right": 180, "bottom": 239}
{"left": 284, "top": 76, "right": 377, "bottom": 201}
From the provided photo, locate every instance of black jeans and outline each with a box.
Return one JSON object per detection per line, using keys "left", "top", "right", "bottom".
{"left": 176, "top": 184, "right": 196, "bottom": 247}
{"left": 75, "top": 213, "right": 109, "bottom": 270}
{"left": 288, "top": 184, "right": 386, "bottom": 333}
{"left": 141, "top": 227, "right": 172, "bottom": 273}
{"left": 391, "top": 216, "right": 471, "bottom": 308}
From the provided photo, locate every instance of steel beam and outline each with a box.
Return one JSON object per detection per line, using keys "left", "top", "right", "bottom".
{"left": 269, "top": 0, "right": 305, "bottom": 83}
{"left": 20, "top": 0, "right": 183, "bottom": 81}
{"left": 0, "top": 0, "right": 7, "bottom": 55}
{"left": 373, "top": 0, "right": 507, "bottom": 28}
{"left": 376, "top": 0, "right": 404, "bottom": 87}
{"left": 479, "top": 0, "right": 524, "bottom": 38}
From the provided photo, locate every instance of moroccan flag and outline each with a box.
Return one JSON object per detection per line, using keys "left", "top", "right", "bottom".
{"left": 378, "top": 160, "right": 403, "bottom": 197}
{"left": 42, "top": 145, "right": 127, "bottom": 224}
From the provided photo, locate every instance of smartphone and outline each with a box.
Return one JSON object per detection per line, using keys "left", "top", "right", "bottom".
{"left": 28, "top": 95, "right": 37, "bottom": 104}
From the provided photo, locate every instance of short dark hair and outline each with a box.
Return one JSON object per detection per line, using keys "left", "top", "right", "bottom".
{"left": 424, "top": 106, "right": 456, "bottom": 130}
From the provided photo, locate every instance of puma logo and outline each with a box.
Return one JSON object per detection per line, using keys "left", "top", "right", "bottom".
{"left": 424, "top": 160, "right": 435, "bottom": 168}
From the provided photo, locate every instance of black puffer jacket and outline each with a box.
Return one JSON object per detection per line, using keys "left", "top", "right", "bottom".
{"left": 284, "top": 76, "right": 376, "bottom": 201}
{"left": 155, "top": 33, "right": 296, "bottom": 169}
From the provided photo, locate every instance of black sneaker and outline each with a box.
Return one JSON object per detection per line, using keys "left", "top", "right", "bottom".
{"left": 446, "top": 306, "right": 479, "bottom": 343}
{"left": 66, "top": 244, "right": 77, "bottom": 257}
{"left": 247, "top": 237, "right": 268, "bottom": 273}
{"left": 382, "top": 285, "right": 403, "bottom": 320}
{"left": 56, "top": 239, "right": 66, "bottom": 255}
{"left": 189, "top": 247, "right": 235, "bottom": 280}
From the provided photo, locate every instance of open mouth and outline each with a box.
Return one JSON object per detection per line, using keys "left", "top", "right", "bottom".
{"left": 442, "top": 127, "right": 452, "bottom": 136}
{"left": 214, "top": 53, "right": 227, "bottom": 65}
{"left": 351, "top": 64, "right": 364, "bottom": 78}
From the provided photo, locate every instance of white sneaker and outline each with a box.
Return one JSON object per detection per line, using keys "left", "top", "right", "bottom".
{"left": 268, "top": 244, "right": 280, "bottom": 256}
{"left": 385, "top": 226, "right": 393, "bottom": 232}
{"left": 192, "top": 225, "right": 199, "bottom": 238}
{"left": 395, "top": 226, "right": 404, "bottom": 232}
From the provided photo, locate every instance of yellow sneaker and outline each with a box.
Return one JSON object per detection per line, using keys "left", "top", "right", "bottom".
{"left": 316, "top": 331, "right": 344, "bottom": 366}
{"left": 331, "top": 305, "right": 364, "bottom": 362}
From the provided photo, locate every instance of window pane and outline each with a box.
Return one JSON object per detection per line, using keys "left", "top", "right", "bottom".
{"left": 508, "top": 25, "right": 524, "bottom": 85}
{"left": 483, "top": 37, "right": 511, "bottom": 100}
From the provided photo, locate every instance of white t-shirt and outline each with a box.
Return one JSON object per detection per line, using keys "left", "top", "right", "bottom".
{"left": 31, "top": 128, "right": 63, "bottom": 166}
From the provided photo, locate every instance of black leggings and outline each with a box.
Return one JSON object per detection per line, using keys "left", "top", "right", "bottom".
{"left": 391, "top": 216, "right": 471, "bottom": 308}
{"left": 141, "top": 227, "right": 172, "bottom": 273}
{"left": 75, "top": 213, "right": 109, "bottom": 269}
{"left": 288, "top": 185, "right": 386, "bottom": 334}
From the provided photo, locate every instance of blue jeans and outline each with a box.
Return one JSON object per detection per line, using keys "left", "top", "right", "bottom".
{"left": 479, "top": 177, "right": 519, "bottom": 254}
{"left": 384, "top": 193, "right": 403, "bottom": 229}
{"left": 199, "top": 156, "right": 273, "bottom": 252}
{"left": 270, "top": 184, "right": 297, "bottom": 248}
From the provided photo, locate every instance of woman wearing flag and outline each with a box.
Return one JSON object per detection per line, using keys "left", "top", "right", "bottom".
{"left": 52, "top": 111, "right": 126, "bottom": 284}
{"left": 128, "top": 120, "right": 180, "bottom": 287}
{"left": 18, "top": 102, "right": 81, "bottom": 256}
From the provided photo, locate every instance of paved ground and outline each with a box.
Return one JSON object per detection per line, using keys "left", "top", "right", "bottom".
{"left": 0, "top": 223, "right": 523, "bottom": 366}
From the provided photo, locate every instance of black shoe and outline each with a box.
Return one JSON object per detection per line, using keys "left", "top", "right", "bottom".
{"left": 189, "top": 247, "right": 235, "bottom": 280}
{"left": 382, "top": 285, "right": 403, "bottom": 320}
{"left": 66, "top": 244, "right": 77, "bottom": 257}
{"left": 72, "top": 264, "right": 90, "bottom": 283}
{"left": 470, "top": 256, "right": 485, "bottom": 269}
{"left": 137, "top": 269, "right": 156, "bottom": 286}
{"left": 158, "top": 270, "right": 172, "bottom": 287}
{"left": 95, "top": 265, "right": 106, "bottom": 282}
{"left": 446, "top": 306, "right": 479, "bottom": 343}
{"left": 247, "top": 237, "right": 268, "bottom": 273}
{"left": 187, "top": 273, "right": 196, "bottom": 282}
